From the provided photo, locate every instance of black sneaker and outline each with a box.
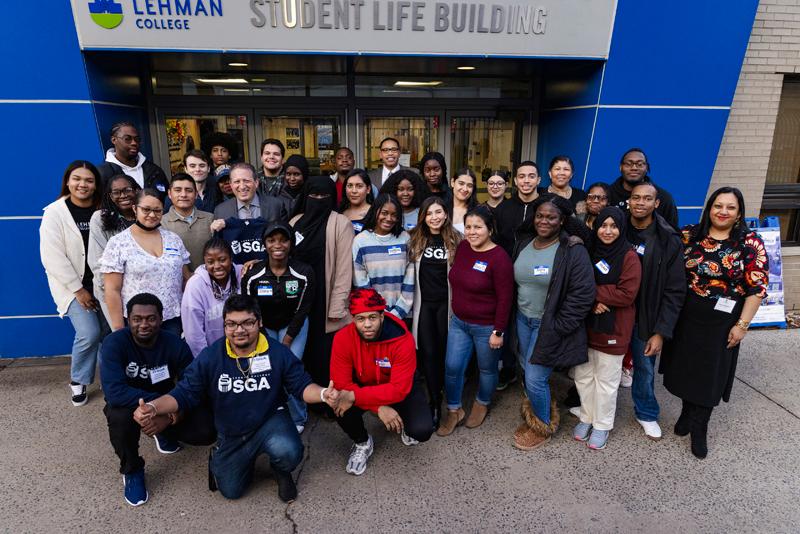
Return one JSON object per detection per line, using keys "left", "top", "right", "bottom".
{"left": 496, "top": 367, "right": 518, "bottom": 391}
{"left": 69, "top": 382, "right": 88, "bottom": 407}
{"left": 276, "top": 471, "right": 297, "bottom": 503}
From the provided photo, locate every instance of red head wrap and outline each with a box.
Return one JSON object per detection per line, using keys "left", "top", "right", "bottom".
{"left": 348, "top": 288, "right": 386, "bottom": 316}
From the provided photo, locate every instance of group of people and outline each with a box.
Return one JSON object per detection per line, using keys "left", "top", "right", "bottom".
{"left": 39, "top": 122, "right": 769, "bottom": 508}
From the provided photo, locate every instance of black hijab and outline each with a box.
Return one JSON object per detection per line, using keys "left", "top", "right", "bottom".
{"left": 283, "top": 154, "right": 309, "bottom": 199}
{"left": 292, "top": 176, "right": 337, "bottom": 260}
{"left": 589, "top": 206, "right": 630, "bottom": 285}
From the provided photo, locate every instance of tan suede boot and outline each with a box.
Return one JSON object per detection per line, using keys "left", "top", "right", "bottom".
{"left": 513, "top": 398, "right": 560, "bottom": 451}
{"left": 436, "top": 408, "right": 465, "bottom": 437}
{"left": 465, "top": 401, "right": 488, "bottom": 428}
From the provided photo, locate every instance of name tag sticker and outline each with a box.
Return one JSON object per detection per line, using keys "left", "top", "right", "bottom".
{"left": 472, "top": 260, "right": 488, "bottom": 272}
{"left": 405, "top": 223, "right": 415, "bottom": 230}
{"left": 595, "top": 260, "right": 610, "bottom": 275}
{"left": 149, "top": 365, "right": 170, "bottom": 384}
{"left": 294, "top": 232, "right": 304, "bottom": 245}
{"left": 352, "top": 222, "right": 363, "bottom": 233}
{"left": 533, "top": 265, "right": 550, "bottom": 276}
{"left": 387, "top": 246, "right": 402, "bottom": 256}
{"left": 164, "top": 247, "right": 180, "bottom": 256}
{"left": 250, "top": 355, "right": 272, "bottom": 374}
{"left": 257, "top": 284, "right": 273, "bottom": 297}
{"left": 156, "top": 183, "right": 166, "bottom": 192}
{"left": 714, "top": 297, "right": 737, "bottom": 314}
{"left": 636, "top": 243, "right": 646, "bottom": 256}
{"left": 608, "top": 339, "right": 617, "bottom": 345}
{"left": 376, "top": 357, "right": 392, "bottom": 368}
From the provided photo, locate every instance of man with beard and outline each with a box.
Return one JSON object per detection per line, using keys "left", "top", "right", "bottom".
{"left": 608, "top": 148, "right": 679, "bottom": 229}
{"left": 98, "top": 122, "right": 169, "bottom": 199}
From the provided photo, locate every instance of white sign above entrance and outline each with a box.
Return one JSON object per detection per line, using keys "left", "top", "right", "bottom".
{"left": 71, "top": 0, "right": 615, "bottom": 58}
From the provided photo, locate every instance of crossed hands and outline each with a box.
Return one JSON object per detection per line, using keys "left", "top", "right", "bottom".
{"left": 132, "top": 399, "right": 171, "bottom": 437}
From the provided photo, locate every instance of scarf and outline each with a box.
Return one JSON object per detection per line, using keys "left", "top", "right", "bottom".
{"left": 588, "top": 206, "right": 630, "bottom": 333}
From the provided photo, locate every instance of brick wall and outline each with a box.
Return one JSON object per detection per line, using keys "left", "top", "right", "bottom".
{"left": 708, "top": 0, "right": 800, "bottom": 216}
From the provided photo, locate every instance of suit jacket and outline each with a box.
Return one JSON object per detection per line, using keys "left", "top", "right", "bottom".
{"left": 213, "top": 193, "right": 288, "bottom": 223}
{"left": 368, "top": 165, "right": 419, "bottom": 190}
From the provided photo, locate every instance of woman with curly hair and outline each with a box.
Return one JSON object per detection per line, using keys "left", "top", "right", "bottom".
{"left": 661, "top": 187, "right": 768, "bottom": 459}
{"left": 379, "top": 169, "right": 431, "bottom": 231}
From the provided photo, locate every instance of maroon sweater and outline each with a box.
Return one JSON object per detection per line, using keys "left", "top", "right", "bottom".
{"left": 449, "top": 241, "right": 514, "bottom": 330}
{"left": 588, "top": 249, "right": 642, "bottom": 355}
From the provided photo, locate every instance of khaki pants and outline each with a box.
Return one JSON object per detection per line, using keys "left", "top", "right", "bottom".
{"left": 574, "top": 348, "right": 623, "bottom": 431}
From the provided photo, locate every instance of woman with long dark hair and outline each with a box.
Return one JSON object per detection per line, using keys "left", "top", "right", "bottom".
{"left": 289, "top": 176, "right": 354, "bottom": 386}
{"left": 447, "top": 168, "right": 479, "bottom": 234}
{"left": 661, "top": 187, "right": 768, "bottom": 459}
{"left": 39, "top": 160, "right": 105, "bottom": 406}
{"left": 339, "top": 169, "right": 374, "bottom": 235}
{"left": 88, "top": 174, "right": 140, "bottom": 324}
{"left": 419, "top": 152, "right": 448, "bottom": 198}
{"left": 352, "top": 194, "right": 415, "bottom": 320}
{"left": 408, "top": 196, "right": 463, "bottom": 426}
{"left": 379, "top": 169, "right": 430, "bottom": 231}
{"left": 100, "top": 189, "right": 191, "bottom": 335}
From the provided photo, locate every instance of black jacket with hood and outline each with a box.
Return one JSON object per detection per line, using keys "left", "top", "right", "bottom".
{"left": 494, "top": 193, "right": 538, "bottom": 256}
{"left": 98, "top": 159, "right": 169, "bottom": 200}
{"left": 512, "top": 231, "right": 596, "bottom": 369}
{"left": 608, "top": 176, "right": 679, "bottom": 230}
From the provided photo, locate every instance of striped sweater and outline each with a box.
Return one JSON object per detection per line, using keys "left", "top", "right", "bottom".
{"left": 352, "top": 230, "right": 415, "bottom": 319}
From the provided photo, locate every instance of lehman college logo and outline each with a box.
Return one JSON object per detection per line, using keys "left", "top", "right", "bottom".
{"left": 88, "top": 0, "right": 123, "bottom": 29}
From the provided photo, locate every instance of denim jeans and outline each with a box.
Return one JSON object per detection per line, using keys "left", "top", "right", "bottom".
{"left": 210, "top": 409, "right": 303, "bottom": 500}
{"left": 516, "top": 313, "right": 553, "bottom": 424}
{"left": 65, "top": 298, "right": 108, "bottom": 385}
{"left": 265, "top": 319, "right": 309, "bottom": 427}
{"left": 444, "top": 315, "right": 500, "bottom": 409}
{"left": 630, "top": 324, "right": 659, "bottom": 421}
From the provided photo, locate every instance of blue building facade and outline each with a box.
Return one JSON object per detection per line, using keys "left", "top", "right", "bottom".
{"left": 0, "top": 0, "right": 759, "bottom": 357}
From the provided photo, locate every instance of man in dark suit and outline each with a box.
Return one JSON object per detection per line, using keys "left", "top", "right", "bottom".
{"left": 210, "top": 163, "right": 288, "bottom": 234}
{"left": 367, "top": 137, "right": 419, "bottom": 190}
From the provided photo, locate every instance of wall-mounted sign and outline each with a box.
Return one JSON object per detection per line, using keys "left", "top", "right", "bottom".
{"left": 71, "top": 0, "right": 615, "bottom": 58}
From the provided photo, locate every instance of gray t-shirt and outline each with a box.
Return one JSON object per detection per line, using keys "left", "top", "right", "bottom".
{"left": 514, "top": 240, "right": 559, "bottom": 319}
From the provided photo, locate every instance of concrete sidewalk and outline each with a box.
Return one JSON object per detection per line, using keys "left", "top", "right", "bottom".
{"left": 1, "top": 329, "right": 799, "bottom": 533}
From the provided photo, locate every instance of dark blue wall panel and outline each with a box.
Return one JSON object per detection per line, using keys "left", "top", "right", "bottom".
{"left": 537, "top": 107, "right": 597, "bottom": 190}
{"left": 0, "top": 317, "right": 76, "bottom": 358}
{"left": 586, "top": 107, "right": 731, "bottom": 207}
{"left": 93, "top": 103, "right": 153, "bottom": 162}
{"left": 601, "top": 0, "right": 759, "bottom": 106}
{"left": 0, "top": 2, "right": 90, "bottom": 100}
{"left": 541, "top": 61, "right": 604, "bottom": 109}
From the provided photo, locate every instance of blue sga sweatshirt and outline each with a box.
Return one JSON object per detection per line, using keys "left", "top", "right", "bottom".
{"left": 100, "top": 328, "right": 194, "bottom": 408}
{"left": 169, "top": 335, "right": 313, "bottom": 437}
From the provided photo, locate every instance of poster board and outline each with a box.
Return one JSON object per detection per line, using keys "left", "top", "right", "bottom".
{"left": 751, "top": 225, "right": 786, "bottom": 328}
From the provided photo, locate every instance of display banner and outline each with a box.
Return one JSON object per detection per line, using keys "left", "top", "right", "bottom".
{"left": 752, "top": 226, "right": 787, "bottom": 328}
{"left": 71, "top": 0, "right": 615, "bottom": 58}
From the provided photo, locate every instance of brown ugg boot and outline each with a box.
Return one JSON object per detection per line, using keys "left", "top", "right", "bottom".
{"left": 436, "top": 408, "right": 465, "bottom": 437}
{"left": 465, "top": 401, "right": 488, "bottom": 428}
{"left": 513, "top": 398, "right": 560, "bottom": 451}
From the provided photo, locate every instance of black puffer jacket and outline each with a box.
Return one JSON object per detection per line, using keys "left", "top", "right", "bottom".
{"left": 512, "top": 232, "right": 596, "bottom": 369}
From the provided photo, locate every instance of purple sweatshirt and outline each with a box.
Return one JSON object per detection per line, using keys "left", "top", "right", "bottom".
{"left": 181, "top": 264, "right": 242, "bottom": 357}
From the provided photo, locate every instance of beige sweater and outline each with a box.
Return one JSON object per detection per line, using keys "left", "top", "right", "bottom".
{"left": 39, "top": 197, "right": 87, "bottom": 316}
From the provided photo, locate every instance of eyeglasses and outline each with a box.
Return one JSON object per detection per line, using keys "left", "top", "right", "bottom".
{"left": 115, "top": 135, "right": 141, "bottom": 144}
{"left": 110, "top": 187, "right": 135, "bottom": 198}
{"left": 487, "top": 182, "right": 506, "bottom": 188}
{"left": 224, "top": 318, "right": 259, "bottom": 331}
{"left": 380, "top": 147, "right": 400, "bottom": 154}
{"left": 136, "top": 206, "right": 163, "bottom": 216}
{"left": 587, "top": 194, "right": 608, "bottom": 201}
{"left": 622, "top": 160, "right": 647, "bottom": 169}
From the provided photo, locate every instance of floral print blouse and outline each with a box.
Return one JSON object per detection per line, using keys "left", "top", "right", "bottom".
{"left": 680, "top": 225, "right": 768, "bottom": 300}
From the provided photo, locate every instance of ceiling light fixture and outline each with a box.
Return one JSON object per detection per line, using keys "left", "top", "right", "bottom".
{"left": 228, "top": 62, "right": 248, "bottom": 67}
{"left": 223, "top": 88, "right": 251, "bottom": 92}
{"left": 195, "top": 78, "right": 249, "bottom": 84}
{"left": 457, "top": 66, "right": 476, "bottom": 71}
{"left": 394, "top": 80, "right": 443, "bottom": 87}
{"left": 251, "top": 78, "right": 267, "bottom": 82}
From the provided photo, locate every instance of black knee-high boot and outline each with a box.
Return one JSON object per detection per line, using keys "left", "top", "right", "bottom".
{"left": 674, "top": 399, "right": 691, "bottom": 437}
{"left": 690, "top": 404, "right": 713, "bottom": 459}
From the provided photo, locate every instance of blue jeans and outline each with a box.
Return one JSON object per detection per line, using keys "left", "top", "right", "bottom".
{"left": 444, "top": 315, "right": 500, "bottom": 409}
{"left": 630, "top": 324, "right": 659, "bottom": 421}
{"left": 65, "top": 298, "right": 108, "bottom": 385}
{"left": 516, "top": 313, "right": 553, "bottom": 424}
{"left": 265, "top": 320, "right": 309, "bottom": 427}
{"left": 211, "top": 409, "right": 303, "bottom": 500}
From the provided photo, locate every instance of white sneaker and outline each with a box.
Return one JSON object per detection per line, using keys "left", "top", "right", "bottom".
{"left": 345, "top": 435, "right": 374, "bottom": 476}
{"left": 620, "top": 368, "right": 633, "bottom": 388}
{"left": 637, "top": 419, "right": 662, "bottom": 440}
{"left": 70, "top": 383, "right": 88, "bottom": 407}
{"left": 568, "top": 406, "right": 581, "bottom": 418}
{"left": 295, "top": 425, "right": 305, "bottom": 434}
{"left": 400, "top": 430, "right": 419, "bottom": 446}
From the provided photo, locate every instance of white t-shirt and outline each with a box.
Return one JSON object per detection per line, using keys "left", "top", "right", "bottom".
{"left": 99, "top": 227, "right": 190, "bottom": 320}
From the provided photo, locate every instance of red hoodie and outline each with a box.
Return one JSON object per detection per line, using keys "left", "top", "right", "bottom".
{"left": 330, "top": 313, "right": 416, "bottom": 413}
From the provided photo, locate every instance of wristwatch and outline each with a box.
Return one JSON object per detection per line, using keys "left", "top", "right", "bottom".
{"left": 492, "top": 330, "right": 504, "bottom": 337}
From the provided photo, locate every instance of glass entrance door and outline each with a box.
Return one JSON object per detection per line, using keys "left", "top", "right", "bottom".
{"left": 162, "top": 113, "right": 249, "bottom": 175}
{"left": 260, "top": 115, "right": 342, "bottom": 176}
{"left": 447, "top": 114, "right": 522, "bottom": 201}
{"left": 362, "top": 115, "right": 440, "bottom": 171}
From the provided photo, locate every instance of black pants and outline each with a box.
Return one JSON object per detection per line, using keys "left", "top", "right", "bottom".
{"left": 104, "top": 402, "right": 216, "bottom": 474}
{"left": 336, "top": 374, "right": 434, "bottom": 444}
{"left": 416, "top": 300, "right": 449, "bottom": 407}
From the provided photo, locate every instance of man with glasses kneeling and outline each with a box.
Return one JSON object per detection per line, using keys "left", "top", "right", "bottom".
{"left": 133, "top": 294, "right": 342, "bottom": 503}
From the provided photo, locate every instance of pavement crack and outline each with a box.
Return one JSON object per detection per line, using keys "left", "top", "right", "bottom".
{"left": 735, "top": 375, "right": 799, "bottom": 420}
{"left": 284, "top": 416, "right": 320, "bottom": 534}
